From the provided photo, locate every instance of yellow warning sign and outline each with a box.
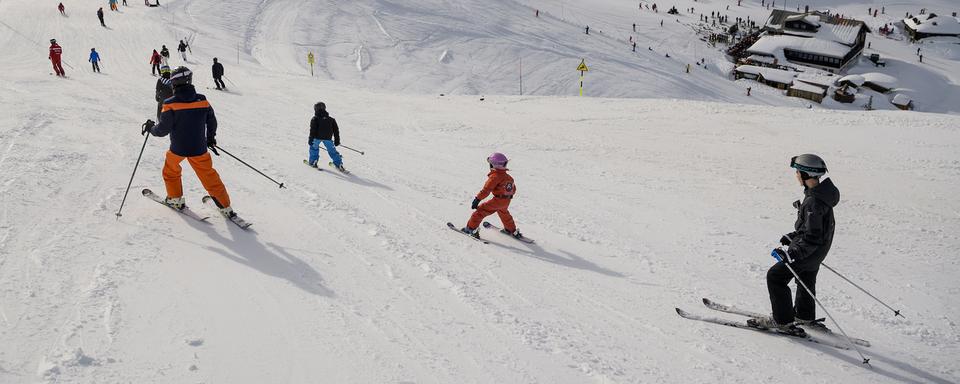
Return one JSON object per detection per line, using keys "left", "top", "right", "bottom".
{"left": 577, "top": 59, "right": 589, "bottom": 72}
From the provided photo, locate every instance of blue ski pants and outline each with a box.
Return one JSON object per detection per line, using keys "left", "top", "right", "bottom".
{"left": 309, "top": 139, "right": 342, "bottom": 166}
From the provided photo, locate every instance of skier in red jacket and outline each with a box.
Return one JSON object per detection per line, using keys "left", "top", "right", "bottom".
{"left": 461, "top": 152, "right": 524, "bottom": 239}
{"left": 150, "top": 49, "right": 162, "bottom": 75}
{"left": 49, "top": 39, "right": 65, "bottom": 76}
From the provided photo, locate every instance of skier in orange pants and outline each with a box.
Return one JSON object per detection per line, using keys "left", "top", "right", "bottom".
{"left": 142, "top": 66, "right": 236, "bottom": 218}
{"left": 462, "top": 152, "right": 523, "bottom": 239}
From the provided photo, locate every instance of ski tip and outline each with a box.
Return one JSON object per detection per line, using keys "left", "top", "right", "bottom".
{"left": 675, "top": 308, "right": 686, "bottom": 316}
{"left": 141, "top": 188, "right": 152, "bottom": 195}
{"left": 702, "top": 298, "right": 711, "bottom": 305}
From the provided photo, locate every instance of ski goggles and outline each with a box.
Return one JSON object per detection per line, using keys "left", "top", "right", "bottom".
{"left": 790, "top": 156, "right": 827, "bottom": 174}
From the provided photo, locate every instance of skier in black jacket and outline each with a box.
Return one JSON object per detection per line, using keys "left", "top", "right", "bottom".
{"left": 154, "top": 65, "right": 173, "bottom": 119}
{"left": 305, "top": 102, "right": 344, "bottom": 171}
{"left": 749, "top": 154, "right": 839, "bottom": 337}
{"left": 211, "top": 58, "right": 225, "bottom": 90}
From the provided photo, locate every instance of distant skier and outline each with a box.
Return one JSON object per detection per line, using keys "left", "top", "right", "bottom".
{"left": 177, "top": 39, "right": 188, "bottom": 62}
{"left": 306, "top": 102, "right": 345, "bottom": 171}
{"left": 748, "top": 154, "right": 839, "bottom": 337}
{"left": 211, "top": 58, "right": 225, "bottom": 90}
{"left": 154, "top": 65, "right": 173, "bottom": 119}
{"left": 141, "top": 66, "right": 237, "bottom": 218}
{"left": 89, "top": 48, "right": 101, "bottom": 73}
{"left": 160, "top": 45, "right": 170, "bottom": 64}
{"left": 97, "top": 7, "right": 105, "bottom": 27}
{"left": 49, "top": 39, "right": 65, "bottom": 76}
{"left": 460, "top": 153, "right": 523, "bottom": 240}
{"left": 150, "top": 49, "right": 162, "bottom": 75}
{"left": 109, "top": 0, "right": 118, "bottom": 11}
{"left": 58, "top": 2, "right": 65, "bottom": 15}
{"left": 585, "top": 25, "right": 590, "bottom": 34}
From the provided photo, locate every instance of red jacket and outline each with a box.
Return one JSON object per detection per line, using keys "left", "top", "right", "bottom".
{"left": 476, "top": 169, "right": 516, "bottom": 200}
{"left": 49, "top": 43, "right": 62, "bottom": 61}
{"left": 150, "top": 51, "right": 162, "bottom": 64}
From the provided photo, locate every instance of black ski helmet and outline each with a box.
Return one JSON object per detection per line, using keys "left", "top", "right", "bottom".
{"left": 791, "top": 154, "right": 827, "bottom": 179}
{"left": 169, "top": 66, "right": 193, "bottom": 86}
{"left": 314, "top": 102, "right": 326, "bottom": 113}
{"left": 50, "top": 39, "right": 56, "bottom": 44}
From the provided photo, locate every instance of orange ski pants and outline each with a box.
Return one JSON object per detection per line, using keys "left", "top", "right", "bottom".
{"left": 162, "top": 151, "right": 231, "bottom": 207}
{"left": 467, "top": 198, "right": 515, "bottom": 231}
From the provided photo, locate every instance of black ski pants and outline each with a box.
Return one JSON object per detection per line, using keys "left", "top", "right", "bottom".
{"left": 92, "top": 61, "right": 100, "bottom": 72}
{"left": 213, "top": 76, "right": 225, "bottom": 89}
{"left": 766, "top": 252, "right": 826, "bottom": 324}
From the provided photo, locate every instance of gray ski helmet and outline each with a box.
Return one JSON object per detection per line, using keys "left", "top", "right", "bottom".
{"left": 314, "top": 102, "right": 326, "bottom": 113}
{"left": 169, "top": 66, "right": 193, "bottom": 86}
{"left": 790, "top": 154, "right": 828, "bottom": 178}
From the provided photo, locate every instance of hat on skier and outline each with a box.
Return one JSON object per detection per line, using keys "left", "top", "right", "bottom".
{"left": 314, "top": 102, "right": 326, "bottom": 113}
{"left": 169, "top": 66, "right": 193, "bottom": 86}
{"left": 159, "top": 65, "right": 171, "bottom": 75}
{"left": 487, "top": 152, "right": 509, "bottom": 170}
{"left": 790, "top": 154, "right": 827, "bottom": 179}
{"left": 50, "top": 39, "right": 56, "bottom": 44}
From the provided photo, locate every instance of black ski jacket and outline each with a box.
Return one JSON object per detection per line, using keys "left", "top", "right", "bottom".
{"left": 178, "top": 42, "right": 187, "bottom": 53}
{"left": 309, "top": 111, "right": 340, "bottom": 144}
{"left": 212, "top": 62, "right": 224, "bottom": 78}
{"left": 786, "top": 178, "right": 840, "bottom": 262}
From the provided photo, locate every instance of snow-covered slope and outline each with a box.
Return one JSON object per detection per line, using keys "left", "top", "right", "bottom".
{"left": 1, "top": 0, "right": 959, "bottom": 383}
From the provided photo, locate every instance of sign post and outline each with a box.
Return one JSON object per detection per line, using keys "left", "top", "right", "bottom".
{"left": 577, "top": 59, "right": 589, "bottom": 96}
{"left": 307, "top": 52, "right": 316, "bottom": 77}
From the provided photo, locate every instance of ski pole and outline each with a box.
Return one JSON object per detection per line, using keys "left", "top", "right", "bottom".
{"left": 772, "top": 249, "right": 870, "bottom": 365}
{"left": 821, "top": 262, "right": 904, "bottom": 318}
{"left": 116, "top": 130, "right": 150, "bottom": 218}
{"left": 214, "top": 145, "right": 286, "bottom": 189}
{"left": 338, "top": 144, "right": 364, "bottom": 155}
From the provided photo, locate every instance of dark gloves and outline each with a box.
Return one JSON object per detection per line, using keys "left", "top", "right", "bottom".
{"left": 471, "top": 198, "right": 481, "bottom": 209}
{"left": 334, "top": 140, "right": 340, "bottom": 147}
{"left": 207, "top": 137, "right": 219, "bottom": 156}
{"left": 779, "top": 235, "right": 792, "bottom": 246}
{"left": 793, "top": 200, "right": 801, "bottom": 210}
{"left": 141, "top": 119, "right": 155, "bottom": 135}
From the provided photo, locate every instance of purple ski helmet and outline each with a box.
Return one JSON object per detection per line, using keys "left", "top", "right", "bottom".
{"left": 487, "top": 152, "right": 509, "bottom": 169}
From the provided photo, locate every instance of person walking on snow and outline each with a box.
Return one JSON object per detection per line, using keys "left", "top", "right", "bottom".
{"left": 160, "top": 45, "right": 170, "bottom": 64}
{"left": 141, "top": 66, "right": 237, "bottom": 218}
{"left": 150, "top": 49, "right": 163, "bottom": 75}
{"left": 306, "top": 102, "right": 345, "bottom": 171}
{"left": 58, "top": 2, "right": 65, "bottom": 15}
{"left": 460, "top": 153, "right": 523, "bottom": 239}
{"left": 49, "top": 39, "right": 65, "bottom": 76}
{"left": 747, "top": 154, "right": 839, "bottom": 337}
{"left": 97, "top": 7, "right": 105, "bottom": 27}
{"left": 177, "top": 40, "right": 188, "bottom": 62}
{"left": 154, "top": 65, "right": 173, "bottom": 119}
{"left": 211, "top": 58, "right": 225, "bottom": 90}
{"left": 89, "top": 48, "right": 101, "bottom": 73}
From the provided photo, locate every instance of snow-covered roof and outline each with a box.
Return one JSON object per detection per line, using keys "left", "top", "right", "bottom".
{"left": 838, "top": 74, "right": 865, "bottom": 86}
{"left": 766, "top": 11, "right": 867, "bottom": 46}
{"left": 735, "top": 65, "right": 797, "bottom": 84}
{"left": 859, "top": 72, "right": 898, "bottom": 89}
{"left": 747, "top": 35, "right": 851, "bottom": 58}
{"left": 892, "top": 93, "right": 913, "bottom": 105}
{"left": 746, "top": 55, "right": 776, "bottom": 64}
{"left": 795, "top": 73, "right": 835, "bottom": 87}
{"left": 790, "top": 81, "right": 827, "bottom": 94}
{"left": 904, "top": 14, "right": 960, "bottom": 35}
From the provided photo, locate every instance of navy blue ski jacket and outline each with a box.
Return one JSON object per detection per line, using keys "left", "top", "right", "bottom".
{"left": 150, "top": 84, "right": 217, "bottom": 157}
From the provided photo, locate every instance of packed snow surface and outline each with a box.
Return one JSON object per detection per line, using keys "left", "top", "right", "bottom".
{"left": 1, "top": 0, "right": 959, "bottom": 383}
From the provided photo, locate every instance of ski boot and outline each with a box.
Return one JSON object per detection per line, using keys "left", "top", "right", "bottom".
{"left": 304, "top": 159, "right": 317, "bottom": 168}
{"left": 461, "top": 226, "right": 480, "bottom": 239}
{"left": 219, "top": 206, "right": 237, "bottom": 219}
{"left": 164, "top": 196, "right": 186, "bottom": 210}
{"left": 796, "top": 317, "right": 829, "bottom": 332}
{"left": 501, "top": 228, "right": 524, "bottom": 240}
{"left": 747, "top": 317, "right": 807, "bottom": 337}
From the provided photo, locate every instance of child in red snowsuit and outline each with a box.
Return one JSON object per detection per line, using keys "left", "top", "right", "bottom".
{"left": 462, "top": 152, "right": 522, "bottom": 238}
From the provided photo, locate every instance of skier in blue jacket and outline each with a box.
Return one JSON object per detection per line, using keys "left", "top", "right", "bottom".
{"left": 89, "top": 48, "right": 101, "bottom": 73}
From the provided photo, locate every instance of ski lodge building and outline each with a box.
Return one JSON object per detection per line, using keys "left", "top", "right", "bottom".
{"left": 744, "top": 10, "right": 869, "bottom": 74}
{"left": 903, "top": 13, "right": 960, "bottom": 41}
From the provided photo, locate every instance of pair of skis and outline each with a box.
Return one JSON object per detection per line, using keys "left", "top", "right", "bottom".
{"left": 677, "top": 298, "right": 870, "bottom": 350}
{"left": 142, "top": 189, "right": 251, "bottom": 229}
{"left": 446, "top": 221, "right": 535, "bottom": 244}
{"left": 304, "top": 159, "right": 350, "bottom": 174}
